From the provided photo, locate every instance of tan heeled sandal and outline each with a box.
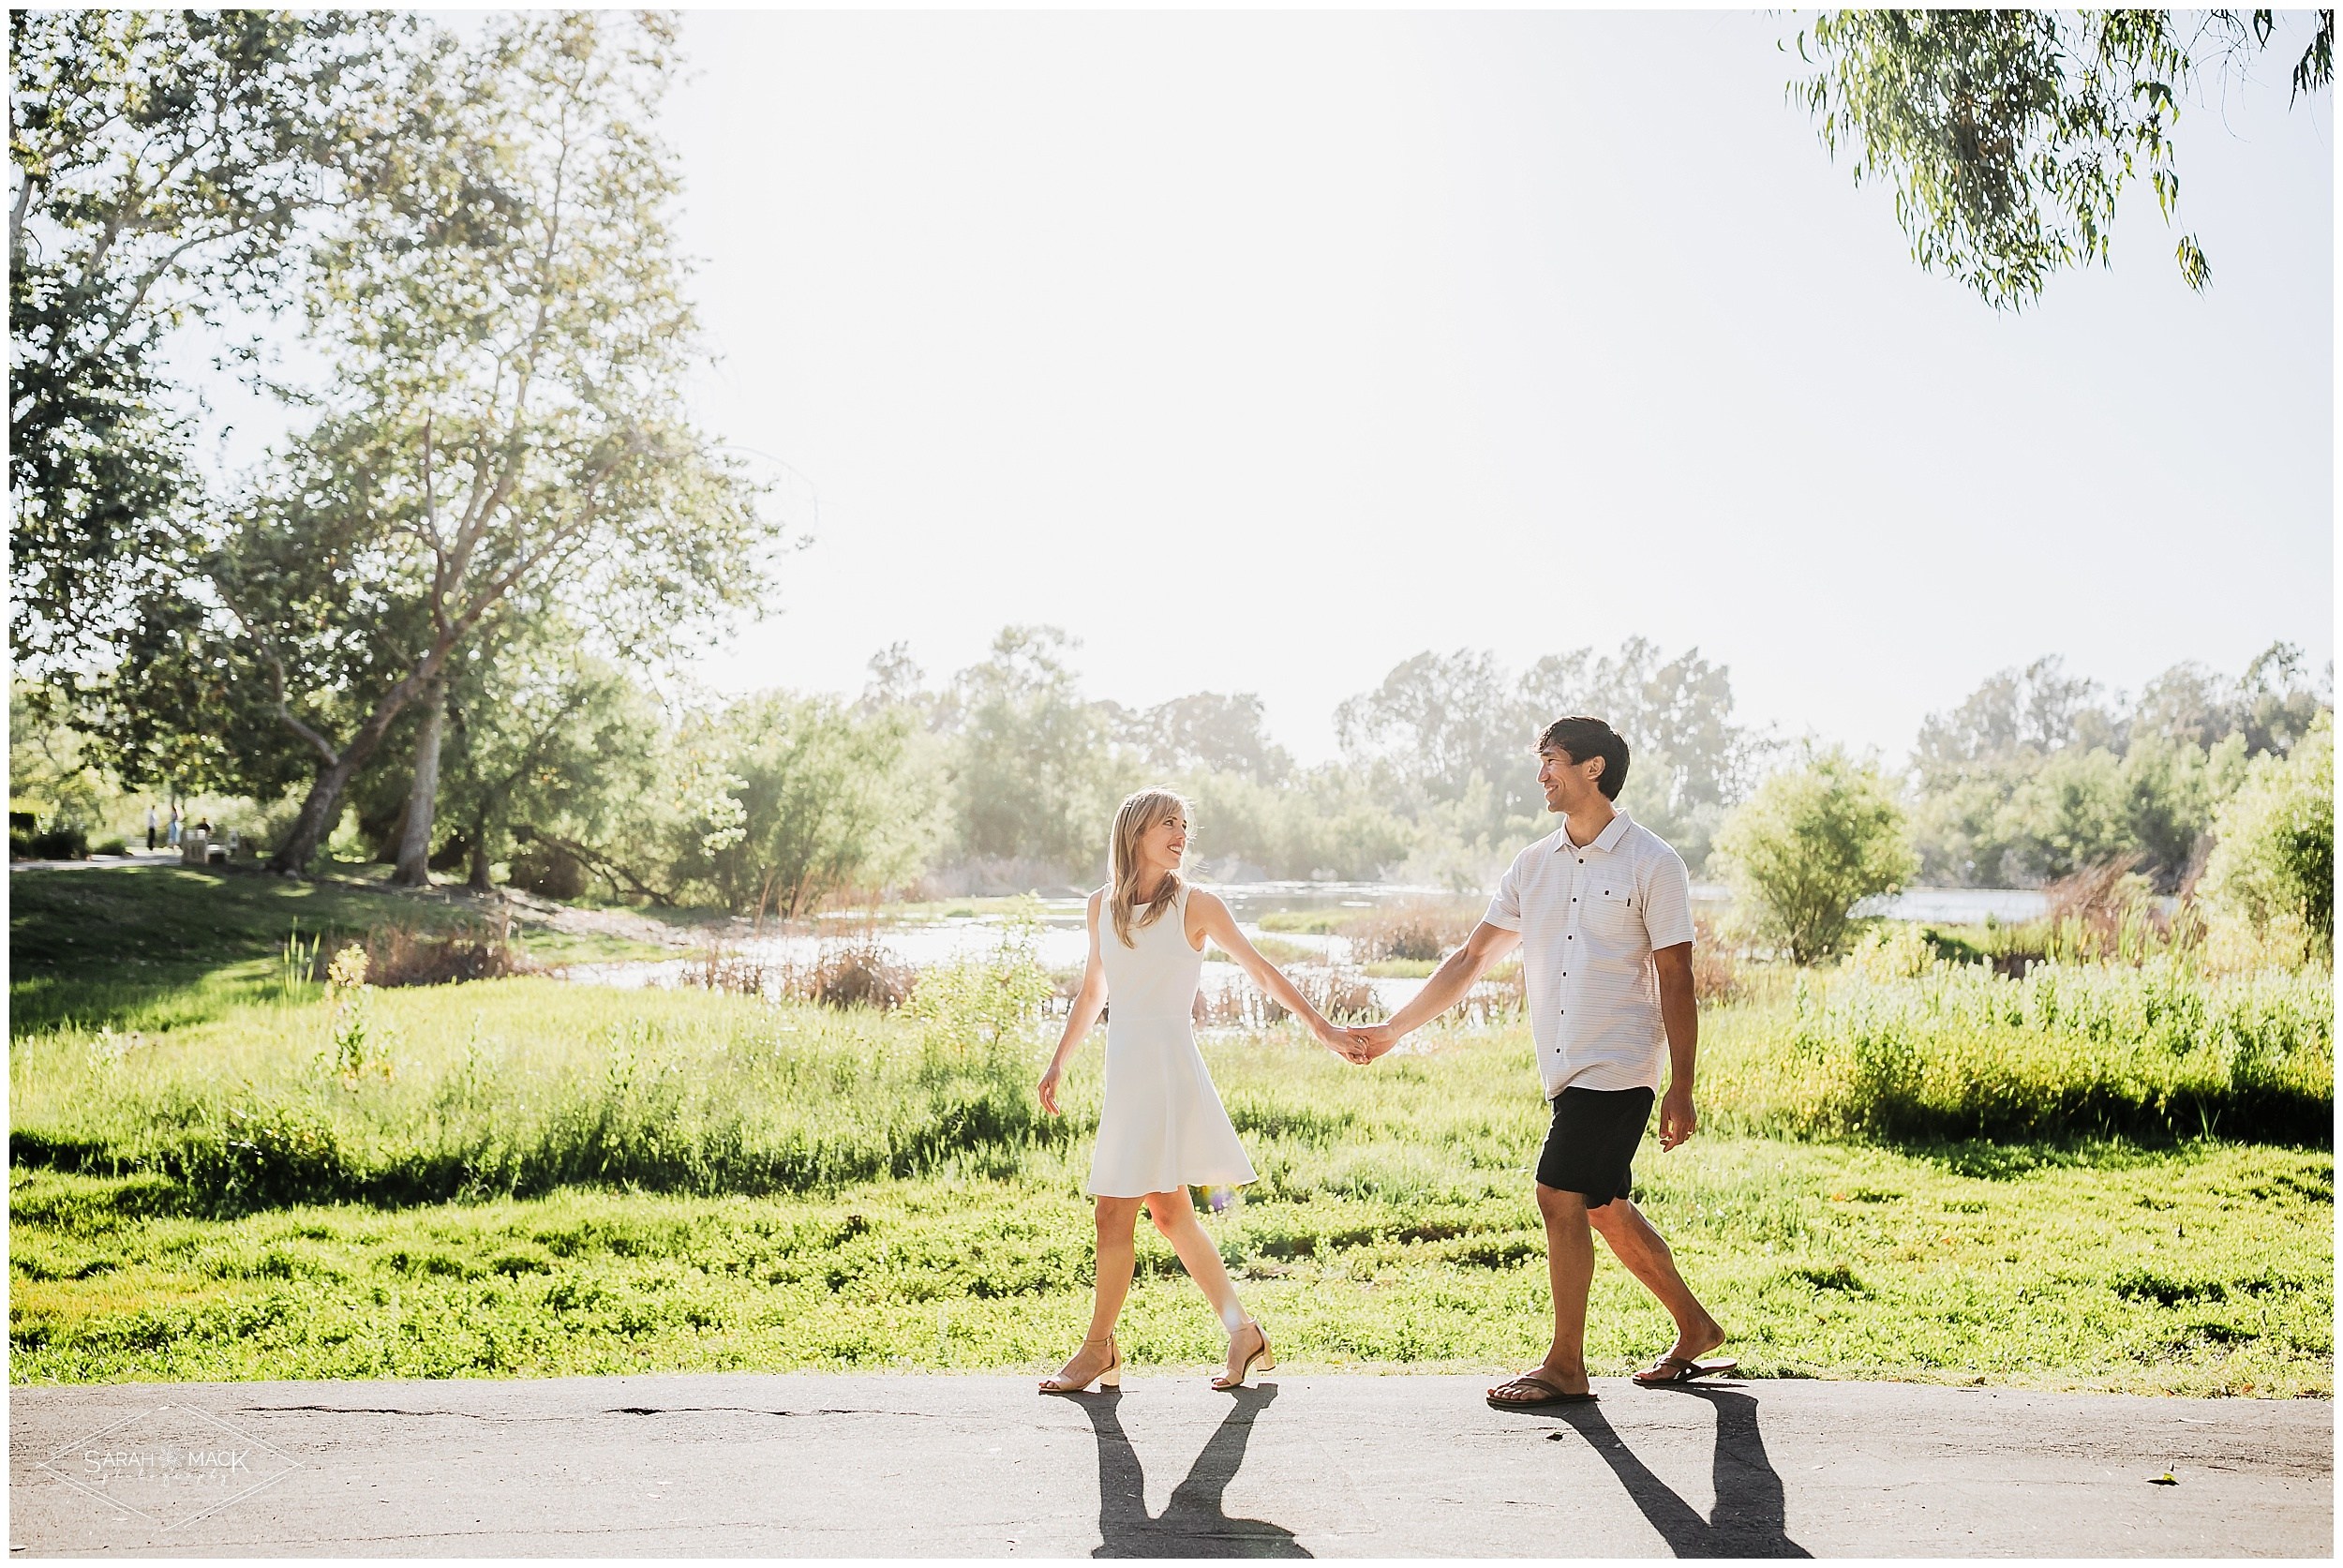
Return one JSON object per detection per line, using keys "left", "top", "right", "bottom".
{"left": 1212, "top": 1319, "right": 1275, "bottom": 1390}
{"left": 1038, "top": 1334, "right": 1121, "bottom": 1394}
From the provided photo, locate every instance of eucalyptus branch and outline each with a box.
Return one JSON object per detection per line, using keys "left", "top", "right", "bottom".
{"left": 8, "top": 164, "right": 35, "bottom": 261}
{"left": 515, "top": 825, "right": 677, "bottom": 905}
{"left": 422, "top": 411, "right": 451, "bottom": 641}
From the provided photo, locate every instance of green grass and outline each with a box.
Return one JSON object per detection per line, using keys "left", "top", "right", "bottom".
{"left": 7, "top": 866, "right": 672, "bottom": 1035}
{"left": 8, "top": 870, "right": 2333, "bottom": 1392}
{"left": 1697, "top": 961, "right": 2331, "bottom": 1144}
{"left": 10, "top": 1136, "right": 2326, "bottom": 1394}
{"left": 11, "top": 981, "right": 1077, "bottom": 1209}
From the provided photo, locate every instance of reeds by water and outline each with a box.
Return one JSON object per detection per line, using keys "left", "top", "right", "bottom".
{"left": 299, "top": 915, "right": 539, "bottom": 989}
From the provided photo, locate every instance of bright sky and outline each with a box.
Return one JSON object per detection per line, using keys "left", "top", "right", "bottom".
{"left": 206, "top": 10, "right": 2342, "bottom": 766}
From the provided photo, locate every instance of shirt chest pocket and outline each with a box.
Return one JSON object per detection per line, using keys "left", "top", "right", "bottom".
{"left": 1581, "top": 875, "right": 1637, "bottom": 936}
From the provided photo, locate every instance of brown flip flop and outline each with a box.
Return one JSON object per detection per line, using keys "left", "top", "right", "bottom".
{"left": 1632, "top": 1353, "right": 1739, "bottom": 1387}
{"left": 1486, "top": 1372, "right": 1599, "bottom": 1411}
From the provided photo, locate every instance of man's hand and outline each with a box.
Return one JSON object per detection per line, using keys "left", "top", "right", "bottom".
{"left": 1310, "top": 1017, "right": 1374, "bottom": 1063}
{"left": 1657, "top": 1083, "right": 1696, "bottom": 1150}
{"left": 1348, "top": 1023, "right": 1400, "bottom": 1060}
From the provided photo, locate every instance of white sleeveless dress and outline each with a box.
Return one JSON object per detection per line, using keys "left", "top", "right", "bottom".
{"left": 1088, "top": 884, "right": 1258, "bottom": 1198}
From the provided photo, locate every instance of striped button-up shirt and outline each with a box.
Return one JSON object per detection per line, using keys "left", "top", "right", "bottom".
{"left": 1482, "top": 808, "right": 1695, "bottom": 1098}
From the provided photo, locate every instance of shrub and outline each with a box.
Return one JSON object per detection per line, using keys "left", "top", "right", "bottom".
{"left": 27, "top": 823, "right": 89, "bottom": 859}
{"left": 1714, "top": 748, "right": 1915, "bottom": 964}
{"left": 1194, "top": 963, "right": 1379, "bottom": 1027}
{"left": 509, "top": 842, "right": 589, "bottom": 900}
{"left": 2200, "top": 712, "right": 2333, "bottom": 960}
{"left": 1349, "top": 901, "right": 1478, "bottom": 963}
{"left": 1704, "top": 959, "right": 2333, "bottom": 1143}
{"left": 706, "top": 935, "right": 917, "bottom": 1009}
{"left": 92, "top": 837, "right": 129, "bottom": 857}
{"left": 797, "top": 937, "right": 916, "bottom": 1009}
{"left": 908, "top": 903, "right": 1055, "bottom": 1053}
{"left": 683, "top": 947, "right": 772, "bottom": 997}
{"left": 315, "top": 921, "right": 538, "bottom": 988}
{"left": 1690, "top": 914, "right": 1739, "bottom": 1002}
{"left": 1275, "top": 965, "right": 1379, "bottom": 1023}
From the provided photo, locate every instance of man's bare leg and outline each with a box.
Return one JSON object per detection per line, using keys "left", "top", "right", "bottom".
{"left": 1501, "top": 1183, "right": 1597, "bottom": 1397}
{"left": 1587, "top": 1195, "right": 1725, "bottom": 1363}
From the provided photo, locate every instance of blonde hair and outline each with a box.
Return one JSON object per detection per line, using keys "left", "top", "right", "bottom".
{"left": 1108, "top": 787, "right": 1188, "bottom": 947}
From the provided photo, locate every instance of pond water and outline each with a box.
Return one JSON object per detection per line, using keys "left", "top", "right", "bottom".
{"left": 566, "top": 881, "right": 1454, "bottom": 1010}
{"left": 562, "top": 879, "right": 2052, "bottom": 1012}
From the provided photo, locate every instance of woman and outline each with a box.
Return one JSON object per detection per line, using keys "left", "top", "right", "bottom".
{"left": 1036, "top": 787, "right": 1367, "bottom": 1394}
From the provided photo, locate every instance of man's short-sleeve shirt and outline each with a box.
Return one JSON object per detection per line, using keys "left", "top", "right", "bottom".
{"left": 1482, "top": 807, "right": 1695, "bottom": 1098}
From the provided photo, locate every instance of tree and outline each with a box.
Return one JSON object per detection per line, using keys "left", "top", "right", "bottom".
{"left": 1113, "top": 692, "right": 1293, "bottom": 783}
{"left": 1336, "top": 649, "right": 1528, "bottom": 824}
{"left": 674, "top": 694, "right": 930, "bottom": 917}
{"left": 9, "top": 10, "right": 409, "bottom": 666}
{"left": 2131, "top": 643, "right": 2332, "bottom": 756}
{"left": 9, "top": 679, "right": 114, "bottom": 830}
{"left": 1520, "top": 637, "right": 1762, "bottom": 868}
{"left": 1793, "top": 9, "right": 2333, "bottom": 308}
{"left": 1158, "top": 765, "right": 1416, "bottom": 883}
{"left": 94, "top": 12, "right": 776, "bottom": 875}
{"left": 944, "top": 626, "right": 1113, "bottom": 874}
{"left": 2200, "top": 711, "right": 2333, "bottom": 957}
{"left": 434, "top": 641, "right": 664, "bottom": 890}
{"left": 1715, "top": 748, "right": 1916, "bottom": 964}
{"left": 1997, "top": 744, "right": 2131, "bottom": 883}
{"left": 1908, "top": 646, "right": 2328, "bottom": 889}
{"left": 1912, "top": 654, "right": 2122, "bottom": 788}
{"left": 1336, "top": 639, "right": 1761, "bottom": 867}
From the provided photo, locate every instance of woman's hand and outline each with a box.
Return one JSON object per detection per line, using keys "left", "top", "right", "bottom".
{"left": 1037, "top": 1062, "right": 1063, "bottom": 1115}
{"left": 1310, "top": 1015, "right": 1370, "bottom": 1063}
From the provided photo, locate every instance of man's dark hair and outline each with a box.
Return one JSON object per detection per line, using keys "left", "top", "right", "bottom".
{"left": 1539, "top": 716, "right": 1630, "bottom": 801}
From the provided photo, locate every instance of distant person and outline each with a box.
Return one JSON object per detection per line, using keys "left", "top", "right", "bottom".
{"left": 192, "top": 816, "right": 211, "bottom": 837}
{"left": 1349, "top": 716, "right": 1731, "bottom": 1409}
{"left": 145, "top": 803, "right": 158, "bottom": 851}
{"left": 166, "top": 803, "right": 182, "bottom": 847}
{"left": 1036, "top": 788, "right": 1370, "bottom": 1395}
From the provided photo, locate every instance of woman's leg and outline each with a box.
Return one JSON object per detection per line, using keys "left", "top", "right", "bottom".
{"left": 1144, "top": 1187, "right": 1269, "bottom": 1381}
{"left": 1084, "top": 1195, "right": 1144, "bottom": 1345}
{"left": 1047, "top": 1196, "right": 1141, "bottom": 1387}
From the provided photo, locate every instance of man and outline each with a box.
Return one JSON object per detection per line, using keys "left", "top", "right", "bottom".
{"left": 145, "top": 803, "right": 158, "bottom": 852}
{"left": 1351, "top": 715, "right": 1729, "bottom": 1409}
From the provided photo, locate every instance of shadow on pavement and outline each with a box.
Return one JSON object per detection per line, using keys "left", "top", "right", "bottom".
{"left": 1552, "top": 1386, "right": 1810, "bottom": 1559}
{"left": 1077, "top": 1382, "right": 1311, "bottom": 1559}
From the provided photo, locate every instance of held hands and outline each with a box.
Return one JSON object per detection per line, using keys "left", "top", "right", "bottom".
{"left": 1307, "top": 1015, "right": 1375, "bottom": 1064}
{"left": 1347, "top": 1022, "right": 1400, "bottom": 1061}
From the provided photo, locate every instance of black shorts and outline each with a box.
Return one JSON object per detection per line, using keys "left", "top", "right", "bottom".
{"left": 1535, "top": 1085, "right": 1654, "bottom": 1206}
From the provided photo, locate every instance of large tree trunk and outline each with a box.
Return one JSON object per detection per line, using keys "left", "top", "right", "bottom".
{"left": 265, "top": 750, "right": 370, "bottom": 874}
{"left": 391, "top": 681, "right": 447, "bottom": 889}
{"left": 468, "top": 814, "right": 494, "bottom": 890}
{"left": 265, "top": 662, "right": 444, "bottom": 874}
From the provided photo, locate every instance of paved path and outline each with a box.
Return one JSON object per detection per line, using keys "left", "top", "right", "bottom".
{"left": 8, "top": 1373, "right": 2330, "bottom": 1557}
{"left": 8, "top": 850, "right": 187, "bottom": 874}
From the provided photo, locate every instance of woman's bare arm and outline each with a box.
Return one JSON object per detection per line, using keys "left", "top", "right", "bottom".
{"left": 1038, "top": 892, "right": 1109, "bottom": 1114}
{"left": 1190, "top": 889, "right": 1369, "bottom": 1061}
